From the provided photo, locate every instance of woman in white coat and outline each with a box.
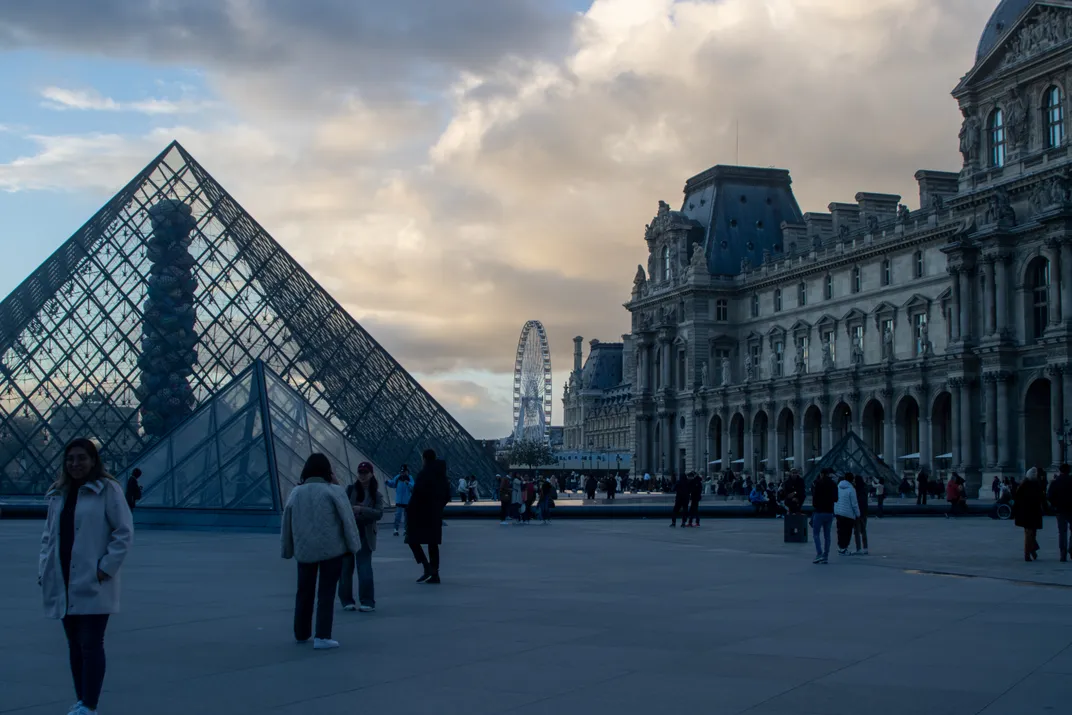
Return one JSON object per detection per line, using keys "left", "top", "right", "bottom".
{"left": 39, "top": 438, "right": 134, "bottom": 715}
{"left": 834, "top": 472, "right": 862, "bottom": 555}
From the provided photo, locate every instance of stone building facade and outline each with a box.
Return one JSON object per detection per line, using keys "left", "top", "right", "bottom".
{"left": 562, "top": 337, "right": 635, "bottom": 461}
{"left": 624, "top": 0, "right": 1072, "bottom": 496}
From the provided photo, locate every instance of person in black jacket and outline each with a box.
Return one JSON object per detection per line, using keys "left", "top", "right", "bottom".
{"left": 916, "top": 469, "right": 929, "bottom": 505}
{"left": 406, "top": 449, "right": 450, "bottom": 584}
{"left": 784, "top": 469, "right": 805, "bottom": 514}
{"left": 125, "top": 468, "right": 142, "bottom": 511}
{"left": 811, "top": 469, "right": 837, "bottom": 564}
{"left": 1014, "top": 467, "right": 1045, "bottom": 562}
{"left": 670, "top": 474, "right": 691, "bottom": 527}
{"left": 1048, "top": 463, "right": 1072, "bottom": 562}
{"left": 852, "top": 473, "right": 870, "bottom": 555}
{"left": 686, "top": 473, "right": 703, "bottom": 527}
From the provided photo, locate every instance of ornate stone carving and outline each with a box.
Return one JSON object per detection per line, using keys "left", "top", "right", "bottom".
{"left": 1000, "top": 8, "right": 1072, "bottom": 70}
{"left": 690, "top": 242, "right": 705, "bottom": 270}
{"left": 822, "top": 336, "right": 834, "bottom": 370}
{"left": 838, "top": 224, "right": 851, "bottom": 242}
{"left": 633, "top": 265, "right": 646, "bottom": 292}
{"left": 721, "top": 357, "right": 732, "bottom": 387}
{"left": 1005, "top": 88, "right": 1028, "bottom": 148}
{"left": 700, "top": 360, "right": 709, "bottom": 388}
{"left": 879, "top": 387, "right": 894, "bottom": 401}
{"left": 865, "top": 215, "right": 880, "bottom": 234}
{"left": 1047, "top": 363, "right": 1065, "bottom": 379}
{"left": 851, "top": 338, "right": 864, "bottom": 366}
{"left": 1047, "top": 170, "right": 1072, "bottom": 207}
{"left": 919, "top": 321, "right": 932, "bottom": 356}
{"left": 882, "top": 326, "right": 895, "bottom": 362}
{"left": 897, "top": 204, "right": 911, "bottom": 225}
{"left": 744, "top": 354, "right": 755, "bottom": 382}
{"left": 795, "top": 343, "right": 807, "bottom": 374}
{"left": 959, "top": 111, "right": 981, "bottom": 165}
{"left": 931, "top": 193, "right": 946, "bottom": 212}
{"left": 984, "top": 187, "right": 1016, "bottom": 226}
{"left": 948, "top": 376, "right": 965, "bottom": 390}
{"left": 768, "top": 350, "right": 779, "bottom": 380}
{"left": 1030, "top": 182, "right": 1048, "bottom": 216}
{"left": 818, "top": 393, "right": 831, "bottom": 408}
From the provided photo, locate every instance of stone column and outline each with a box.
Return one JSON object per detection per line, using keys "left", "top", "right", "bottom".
{"left": 997, "top": 373, "right": 1011, "bottom": 468}
{"left": 721, "top": 412, "right": 731, "bottom": 469}
{"left": 743, "top": 411, "right": 754, "bottom": 477}
{"left": 767, "top": 406, "right": 778, "bottom": 476}
{"left": 949, "top": 268, "right": 962, "bottom": 341}
{"left": 883, "top": 391, "right": 895, "bottom": 463}
{"left": 638, "top": 343, "right": 649, "bottom": 392}
{"left": 959, "top": 380, "right": 974, "bottom": 471}
{"left": 985, "top": 374, "right": 998, "bottom": 467}
{"left": 982, "top": 258, "right": 996, "bottom": 335}
{"left": 1050, "top": 245, "right": 1064, "bottom": 325}
{"left": 959, "top": 269, "right": 972, "bottom": 342}
{"left": 950, "top": 378, "right": 964, "bottom": 467}
{"left": 995, "top": 255, "right": 1009, "bottom": 337}
{"left": 1050, "top": 366, "right": 1064, "bottom": 467}
{"left": 920, "top": 414, "right": 932, "bottom": 471}
{"left": 795, "top": 421, "right": 805, "bottom": 472}
{"left": 821, "top": 398, "right": 833, "bottom": 456}
{"left": 660, "top": 339, "right": 672, "bottom": 388}
{"left": 1064, "top": 242, "right": 1072, "bottom": 327}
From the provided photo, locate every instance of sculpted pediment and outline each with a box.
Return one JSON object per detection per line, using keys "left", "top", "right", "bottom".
{"left": 957, "top": 4, "right": 1072, "bottom": 91}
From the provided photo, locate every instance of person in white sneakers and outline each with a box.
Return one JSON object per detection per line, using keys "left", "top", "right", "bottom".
{"left": 834, "top": 472, "right": 862, "bottom": 555}
{"left": 281, "top": 453, "right": 361, "bottom": 650}
{"left": 39, "top": 438, "right": 134, "bottom": 715}
{"left": 339, "top": 462, "right": 384, "bottom": 613}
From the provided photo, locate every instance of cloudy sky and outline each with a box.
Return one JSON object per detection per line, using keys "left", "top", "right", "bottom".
{"left": 0, "top": 0, "right": 994, "bottom": 438}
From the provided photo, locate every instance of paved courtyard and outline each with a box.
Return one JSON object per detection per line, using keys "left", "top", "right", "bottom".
{"left": 1, "top": 516, "right": 1071, "bottom": 715}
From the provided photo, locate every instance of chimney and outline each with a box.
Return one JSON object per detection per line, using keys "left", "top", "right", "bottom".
{"left": 573, "top": 336, "right": 583, "bottom": 372}
{"left": 914, "top": 170, "right": 959, "bottom": 211}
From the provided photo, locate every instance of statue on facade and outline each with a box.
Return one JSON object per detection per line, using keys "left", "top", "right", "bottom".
{"left": 690, "top": 242, "right": 706, "bottom": 270}
{"left": 700, "top": 360, "right": 709, "bottom": 388}
{"left": 721, "top": 356, "right": 731, "bottom": 387}
{"left": 646, "top": 251, "right": 655, "bottom": 283}
{"left": 822, "top": 337, "right": 834, "bottom": 370}
{"left": 920, "top": 321, "right": 932, "bottom": 356}
{"left": 882, "top": 326, "right": 895, "bottom": 362}
{"left": 897, "top": 203, "right": 911, "bottom": 225}
{"left": 838, "top": 224, "right": 850, "bottom": 242}
{"left": 795, "top": 343, "right": 806, "bottom": 374}
{"left": 865, "top": 214, "right": 880, "bottom": 234}
{"left": 984, "top": 187, "right": 1016, "bottom": 226}
{"left": 1048, "top": 172, "right": 1072, "bottom": 206}
{"left": 1030, "top": 182, "right": 1048, "bottom": 215}
{"left": 668, "top": 244, "right": 679, "bottom": 281}
{"left": 744, "top": 354, "right": 755, "bottom": 382}
{"left": 1006, "top": 89, "right": 1028, "bottom": 148}
{"left": 851, "top": 338, "right": 864, "bottom": 366}
{"left": 768, "top": 349, "right": 779, "bottom": 379}
{"left": 633, "top": 264, "right": 646, "bottom": 292}
{"left": 931, "top": 193, "right": 945, "bottom": 212}
{"left": 959, "top": 111, "right": 981, "bottom": 165}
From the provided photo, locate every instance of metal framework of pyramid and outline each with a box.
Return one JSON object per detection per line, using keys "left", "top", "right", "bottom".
{"left": 123, "top": 360, "right": 383, "bottom": 525}
{"left": 0, "top": 141, "right": 498, "bottom": 496}
{"left": 803, "top": 430, "right": 900, "bottom": 491}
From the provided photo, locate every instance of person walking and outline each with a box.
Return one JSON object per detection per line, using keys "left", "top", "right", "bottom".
{"left": 874, "top": 477, "right": 886, "bottom": 518}
{"left": 511, "top": 473, "right": 524, "bottom": 522}
{"left": 1014, "top": 467, "right": 1045, "bottom": 562}
{"left": 606, "top": 473, "right": 617, "bottom": 501}
{"left": 852, "top": 473, "right": 869, "bottom": 555}
{"left": 124, "top": 468, "right": 142, "bottom": 512}
{"left": 1047, "top": 464, "right": 1072, "bottom": 562}
{"left": 39, "top": 438, "right": 134, "bottom": 715}
{"left": 834, "top": 472, "right": 861, "bottom": 555}
{"left": 386, "top": 465, "right": 413, "bottom": 536}
{"left": 686, "top": 472, "right": 703, "bottom": 527}
{"left": 992, "top": 476, "right": 1001, "bottom": 501}
{"left": 811, "top": 469, "right": 837, "bottom": 564}
{"left": 671, "top": 474, "right": 691, "bottom": 527}
{"left": 585, "top": 474, "right": 597, "bottom": 500}
{"left": 916, "top": 468, "right": 929, "bottom": 506}
{"left": 339, "top": 462, "right": 384, "bottom": 613}
{"left": 407, "top": 449, "right": 451, "bottom": 583}
{"left": 281, "top": 453, "right": 361, "bottom": 650}
{"left": 945, "top": 471, "right": 962, "bottom": 518}
{"left": 497, "top": 475, "right": 512, "bottom": 524}
{"left": 457, "top": 475, "right": 470, "bottom": 505}
{"left": 538, "top": 479, "right": 555, "bottom": 523}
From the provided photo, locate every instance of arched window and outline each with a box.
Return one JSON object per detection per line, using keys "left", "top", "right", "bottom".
{"left": 798, "top": 281, "right": 807, "bottom": 306}
{"left": 662, "top": 245, "right": 672, "bottom": 281}
{"left": 774, "top": 288, "right": 783, "bottom": 312}
{"left": 881, "top": 259, "right": 891, "bottom": 286}
{"left": 1031, "top": 259, "right": 1051, "bottom": 339}
{"left": 990, "top": 109, "right": 1006, "bottom": 167}
{"left": 824, "top": 274, "right": 833, "bottom": 300}
{"left": 852, "top": 266, "right": 861, "bottom": 294}
{"left": 1046, "top": 85, "right": 1065, "bottom": 149}
{"left": 914, "top": 250, "right": 924, "bottom": 279}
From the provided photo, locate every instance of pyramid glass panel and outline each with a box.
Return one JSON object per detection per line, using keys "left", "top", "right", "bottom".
{"left": 0, "top": 142, "right": 499, "bottom": 495}
{"left": 803, "top": 431, "right": 900, "bottom": 492}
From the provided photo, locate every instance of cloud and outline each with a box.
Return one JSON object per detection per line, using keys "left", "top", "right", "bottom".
{"left": 0, "top": 0, "right": 999, "bottom": 436}
{"left": 40, "top": 86, "right": 209, "bottom": 115}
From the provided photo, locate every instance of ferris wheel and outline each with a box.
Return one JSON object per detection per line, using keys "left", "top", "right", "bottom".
{"left": 512, "top": 320, "right": 552, "bottom": 443}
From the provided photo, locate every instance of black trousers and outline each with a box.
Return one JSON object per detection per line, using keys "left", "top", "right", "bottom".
{"left": 295, "top": 555, "right": 344, "bottom": 641}
{"left": 917, "top": 491, "right": 927, "bottom": 505}
{"left": 672, "top": 496, "right": 689, "bottom": 524}
{"left": 410, "top": 543, "right": 440, "bottom": 572}
{"left": 688, "top": 498, "right": 700, "bottom": 523}
{"left": 835, "top": 515, "right": 855, "bottom": 550}
{"left": 62, "top": 614, "right": 109, "bottom": 710}
{"left": 499, "top": 500, "right": 510, "bottom": 520}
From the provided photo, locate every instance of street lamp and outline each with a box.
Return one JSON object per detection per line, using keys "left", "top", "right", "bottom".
{"left": 1056, "top": 420, "right": 1072, "bottom": 462}
{"left": 782, "top": 445, "right": 789, "bottom": 473}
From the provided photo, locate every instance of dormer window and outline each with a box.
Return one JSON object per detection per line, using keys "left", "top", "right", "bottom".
{"left": 1046, "top": 86, "right": 1065, "bottom": 149}
{"left": 989, "top": 109, "right": 1006, "bottom": 168}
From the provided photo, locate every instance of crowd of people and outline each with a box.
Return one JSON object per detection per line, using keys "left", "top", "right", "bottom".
{"left": 31, "top": 433, "right": 1072, "bottom": 714}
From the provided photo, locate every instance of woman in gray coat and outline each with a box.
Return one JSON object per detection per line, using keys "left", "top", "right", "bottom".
{"left": 38, "top": 438, "right": 134, "bottom": 715}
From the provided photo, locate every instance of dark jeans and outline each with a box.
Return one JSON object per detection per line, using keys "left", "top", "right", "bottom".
{"left": 854, "top": 515, "right": 868, "bottom": 550}
{"left": 671, "top": 496, "right": 689, "bottom": 524}
{"left": 812, "top": 513, "right": 833, "bottom": 557}
{"left": 917, "top": 491, "right": 927, "bottom": 505}
{"left": 410, "top": 543, "right": 440, "bottom": 572}
{"left": 499, "top": 500, "right": 510, "bottom": 521}
{"left": 338, "top": 548, "right": 375, "bottom": 607}
{"left": 1057, "top": 514, "right": 1071, "bottom": 559}
{"left": 688, "top": 498, "right": 700, "bottom": 524}
{"left": 876, "top": 495, "right": 885, "bottom": 517}
{"left": 295, "top": 555, "right": 344, "bottom": 641}
{"left": 62, "top": 614, "right": 109, "bottom": 710}
{"left": 836, "top": 515, "right": 856, "bottom": 550}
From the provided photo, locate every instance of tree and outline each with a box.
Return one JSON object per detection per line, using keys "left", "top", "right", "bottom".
{"left": 507, "top": 439, "right": 556, "bottom": 471}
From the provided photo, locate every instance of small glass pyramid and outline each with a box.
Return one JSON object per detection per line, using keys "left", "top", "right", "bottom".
{"left": 125, "top": 359, "right": 381, "bottom": 518}
{"left": 803, "top": 430, "right": 900, "bottom": 492}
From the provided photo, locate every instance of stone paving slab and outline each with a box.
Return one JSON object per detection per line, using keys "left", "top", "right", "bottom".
{"left": 1, "top": 517, "right": 1071, "bottom": 715}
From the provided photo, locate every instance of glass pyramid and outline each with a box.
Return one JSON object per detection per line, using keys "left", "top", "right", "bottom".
{"left": 803, "top": 430, "right": 900, "bottom": 492}
{"left": 125, "top": 360, "right": 380, "bottom": 516}
{"left": 0, "top": 141, "right": 498, "bottom": 496}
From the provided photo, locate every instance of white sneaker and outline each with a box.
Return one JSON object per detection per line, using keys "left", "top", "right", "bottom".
{"left": 313, "top": 638, "right": 340, "bottom": 650}
{"left": 76, "top": 708, "right": 97, "bottom": 715}
{"left": 393, "top": 530, "right": 399, "bottom": 536}
{"left": 358, "top": 605, "right": 375, "bottom": 612}
{"left": 67, "top": 702, "right": 83, "bottom": 715}
{"left": 342, "top": 604, "right": 357, "bottom": 612}
{"left": 861, "top": 549, "right": 869, "bottom": 555}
